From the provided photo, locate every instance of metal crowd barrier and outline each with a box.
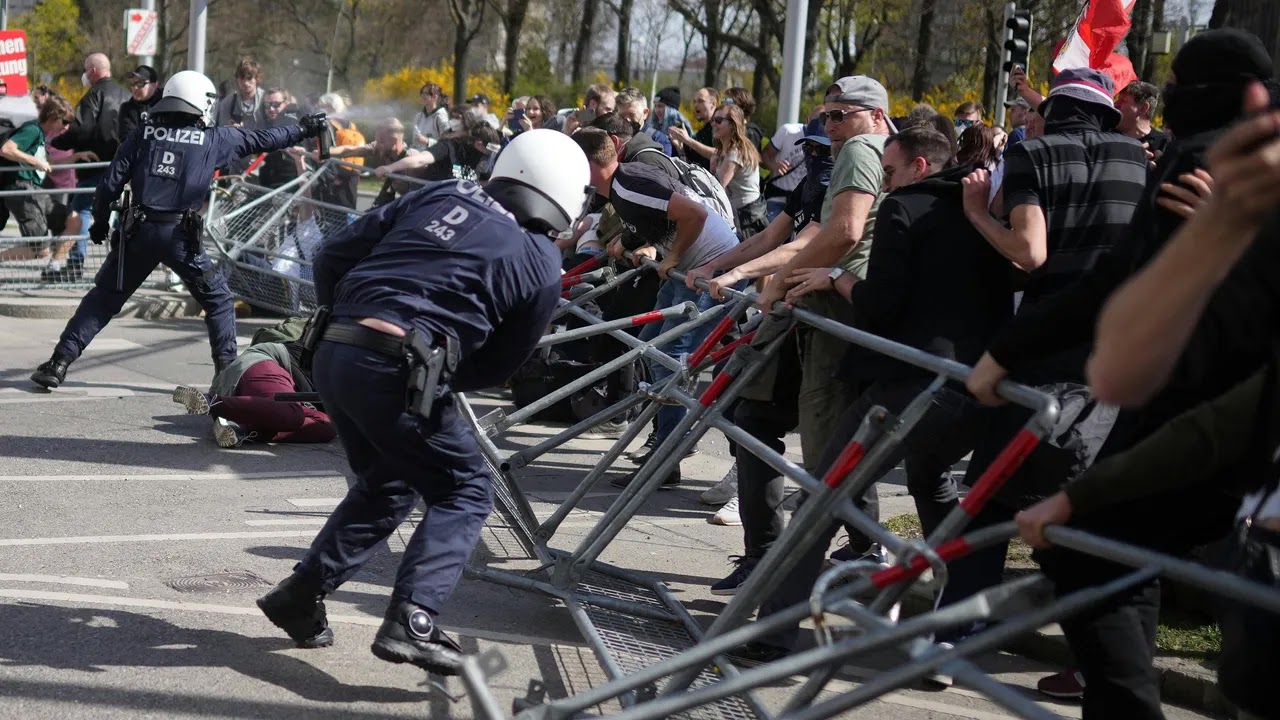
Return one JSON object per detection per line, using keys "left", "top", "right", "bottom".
{"left": 206, "top": 158, "right": 428, "bottom": 316}
{"left": 197, "top": 174, "right": 1280, "bottom": 718}
{"left": 446, "top": 255, "right": 1067, "bottom": 719}
{"left": 455, "top": 257, "right": 1280, "bottom": 720}
{"left": 0, "top": 161, "right": 175, "bottom": 290}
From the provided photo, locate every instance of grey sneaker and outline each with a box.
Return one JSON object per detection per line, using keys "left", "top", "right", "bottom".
{"left": 581, "top": 418, "right": 628, "bottom": 439}
{"left": 213, "top": 417, "right": 255, "bottom": 448}
{"left": 700, "top": 464, "right": 739, "bottom": 505}
{"left": 173, "top": 386, "right": 216, "bottom": 415}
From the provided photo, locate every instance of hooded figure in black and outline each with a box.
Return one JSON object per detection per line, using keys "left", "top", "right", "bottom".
{"left": 973, "top": 29, "right": 1280, "bottom": 720}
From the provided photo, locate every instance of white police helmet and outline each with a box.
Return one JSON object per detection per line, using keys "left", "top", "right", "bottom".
{"left": 486, "top": 129, "right": 592, "bottom": 235}
{"left": 152, "top": 70, "right": 218, "bottom": 126}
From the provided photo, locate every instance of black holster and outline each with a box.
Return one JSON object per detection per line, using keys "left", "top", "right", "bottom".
{"left": 404, "top": 329, "right": 458, "bottom": 421}
{"left": 180, "top": 211, "right": 206, "bottom": 254}
{"left": 299, "top": 305, "right": 332, "bottom": 372}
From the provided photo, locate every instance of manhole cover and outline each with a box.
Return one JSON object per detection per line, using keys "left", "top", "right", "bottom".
{"left": 167, "top": 571, "right": 274, "bottom": 594}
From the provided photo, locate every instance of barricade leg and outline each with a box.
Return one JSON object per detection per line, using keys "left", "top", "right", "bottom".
{"left": 659, "top": 376, "right": 948, "bottom": 698}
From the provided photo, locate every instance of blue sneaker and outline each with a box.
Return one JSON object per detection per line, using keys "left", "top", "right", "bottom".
{"left": 710, "top": 556, "right": 756, "bottom": 596}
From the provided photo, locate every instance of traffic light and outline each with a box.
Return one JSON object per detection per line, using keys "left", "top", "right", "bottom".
{"left": 1003, "top": 9, "right": 1033, "bottom": 72}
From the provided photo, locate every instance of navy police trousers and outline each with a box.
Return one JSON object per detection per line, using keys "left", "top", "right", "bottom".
{"left": 296, "top": 340, "right": 493, "bottom": 614}
{"left": 54, "top": 222, "right": 237, "bottom": 367}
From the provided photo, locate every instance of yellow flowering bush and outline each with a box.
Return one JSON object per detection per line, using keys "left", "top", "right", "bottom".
{"left": 362, "top": 64, "right": 507, "bottom": 110}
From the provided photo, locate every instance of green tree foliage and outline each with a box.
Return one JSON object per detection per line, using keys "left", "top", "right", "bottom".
{"left": 15, "top": 0, "right": 84, "bottom": 81}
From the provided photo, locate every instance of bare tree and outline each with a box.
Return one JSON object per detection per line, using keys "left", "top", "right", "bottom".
{"left": 571, "top": 0, "right": 601, "bottom": 85}
{"left": 447, "top": 0, "right": 488, "bottom": 104}
{"left": 613, "top": 0, "right": 635, "bottom": 83}
{"left": 491, "top": 0, "right": 532, "bottom": 94}
{"left": 912, "top": 0, "right": 939, "bottom": 100}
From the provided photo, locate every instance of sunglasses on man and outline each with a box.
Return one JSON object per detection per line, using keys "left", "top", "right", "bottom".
{"left": 130, "top": 81, "right": 151, "bottom": 90}
{"left": 267, "top": 101, "right": 287, "bottom": 109}
{"left": 819, "top": 107, "right": 873, "bottom": 124}
{"left": 954, "top": 118, "right": 977, "bottom": 129}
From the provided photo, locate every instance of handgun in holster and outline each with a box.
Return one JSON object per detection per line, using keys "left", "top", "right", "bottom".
{"left": 180, "top": 210, "right": 206, "bottom": 254}
{"left": 298, "top": 305, "right": 332, "bottom": 372}
{"left": 404, "top": 329, "right": 458, "bottom": 421}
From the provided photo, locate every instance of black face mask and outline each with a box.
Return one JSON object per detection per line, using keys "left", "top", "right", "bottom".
{"left": 805, "top": 151, "right": 833, "bottom": 187}
{"left": 1161, "top": 80, "right": 1268, "bottom": 138}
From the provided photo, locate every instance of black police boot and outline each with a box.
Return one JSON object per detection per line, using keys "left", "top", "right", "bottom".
{"left": 370, "top": 600, "right": 463, "bottom": 676}
{"left": 31, "top": 356, "right": 71, "bottom": 390}
{"left": 256, "top": 572, "right": 334, "bottom": 649}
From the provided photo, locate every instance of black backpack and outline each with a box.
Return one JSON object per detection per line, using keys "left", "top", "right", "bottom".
{"left": 632, "top": 147, "right": 737, "bottom": 231}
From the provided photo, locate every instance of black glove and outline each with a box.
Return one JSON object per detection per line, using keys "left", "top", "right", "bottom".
{"left": 89, "top": 221, "right": 109, "bottom": 245}
{"left": 300, "top": 113, "right": 328, "bottom": 139}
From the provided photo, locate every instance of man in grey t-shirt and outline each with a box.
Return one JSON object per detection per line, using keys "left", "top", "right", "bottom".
{"left": 572, "top": 128, "right": 740, "bottom": 488}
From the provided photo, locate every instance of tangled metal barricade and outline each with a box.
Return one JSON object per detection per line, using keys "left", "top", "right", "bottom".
{"left": 458, "top": 256, "right": 1280, "bottom": 720}
{"left": 205, "top": 173, "right": 1280, "bottom": 718}
{"left": 205, "top": 159, "right": 429, "bottom": 316}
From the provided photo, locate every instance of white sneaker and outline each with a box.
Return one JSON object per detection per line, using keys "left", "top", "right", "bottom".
{"left": 923, "top": 642, "right": 955, "bottom": 687}
{"left": 709, "top": 496, "right": 742, "bottom": 526}
{"left": 700, "top": 464, "right": 738, "bottom": 505}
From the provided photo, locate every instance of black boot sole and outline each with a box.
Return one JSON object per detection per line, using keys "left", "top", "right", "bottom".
{"left": 370, "top": 636, "right": 462, "bottom": 676}
{"left": 255, "top": 597, "right": 335, "bottom": 649}
{"left": 30, "top": 371, "right": 62, "bottom": 390}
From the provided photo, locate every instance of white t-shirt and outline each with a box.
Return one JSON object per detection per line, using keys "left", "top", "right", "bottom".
{"left": 721, "top": 149, "right": 761, "bottom": 209}
{"left": 768, "top": 123, "right": 807, "bottom": 193}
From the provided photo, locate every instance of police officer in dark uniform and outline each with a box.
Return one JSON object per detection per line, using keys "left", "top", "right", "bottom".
{"left": 255, "top": 129, "right": 591, "bottom": 676}
{"left": 30, "top": 71, "right": 328, "bottom": 389}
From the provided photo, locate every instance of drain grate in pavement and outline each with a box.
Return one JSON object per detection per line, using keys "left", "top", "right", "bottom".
{"left": 167, "top": 571, "right": 274, "bottom": 594}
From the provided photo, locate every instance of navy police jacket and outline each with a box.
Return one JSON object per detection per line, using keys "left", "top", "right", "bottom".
{"left": 92, "top": 118, "right": 307, "bottom": 225}
{"left": 314, "top": 179, "right": 562, "bottom": 393}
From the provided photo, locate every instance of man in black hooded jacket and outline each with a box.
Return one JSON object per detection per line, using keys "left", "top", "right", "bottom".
{"left": 962, "top": 30, "right": 1280, "bottom": 718}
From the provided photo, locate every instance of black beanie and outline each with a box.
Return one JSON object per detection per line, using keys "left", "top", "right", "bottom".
{"left": 656, "top": 86, "right": 681, "bottom": 108}
{"left": 1172, "top": 29, "right": 1274, "bottom": 84}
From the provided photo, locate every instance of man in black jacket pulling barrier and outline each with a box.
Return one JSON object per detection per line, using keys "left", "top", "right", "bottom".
{"left": 255, "top": 129, "right": 593, "bottom": 677}
{"left": 737, "top": 126, "right": 1016, "bottom": 661}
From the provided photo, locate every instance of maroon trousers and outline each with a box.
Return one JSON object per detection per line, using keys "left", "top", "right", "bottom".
{"left": 211, "top": 360, "right": 336, "bottom": 443}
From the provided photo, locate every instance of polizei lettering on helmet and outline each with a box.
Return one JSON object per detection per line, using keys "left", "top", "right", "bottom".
{"left": 142, "top": 126, "right": 207, "bottom": 145}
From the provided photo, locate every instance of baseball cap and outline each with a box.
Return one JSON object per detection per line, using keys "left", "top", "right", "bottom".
{"left": 825, "top": 76, "right": 890, "bottom": 113}
{"left": 1038, "top": 67, "right": 1121, "bottom": 125}
{"left": 466, "top": 93, "right": 490, "bottom": 105}
{"left": 127, "top": 65, "right": 158, "bottom": 84}
{"left": 1003, "top": 97, "right": 1031, "bottom": 109}
{"left": 794, "top": 117, "right": 831, "bottom": 146}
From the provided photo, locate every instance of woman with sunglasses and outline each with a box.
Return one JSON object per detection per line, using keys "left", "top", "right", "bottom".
{"left": 711, "top": 103, "right": 768, "bottom": 237}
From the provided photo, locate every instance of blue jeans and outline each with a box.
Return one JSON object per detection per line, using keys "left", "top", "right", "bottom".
{"left": 69, "top": 170, "right": 103, "bottom": 265}
{"left": 638, "top": 277, "right": 724, "bottom": 447}
{"left": 765, "top": 196, "right": 787, "bottom": 224}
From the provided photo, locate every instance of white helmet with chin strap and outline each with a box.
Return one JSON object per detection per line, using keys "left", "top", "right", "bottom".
{"left": 151, "top": 70, "right": 218, "bottom": 126}
{"left": 485, "top": 129, "right": 592, "bottom": 235}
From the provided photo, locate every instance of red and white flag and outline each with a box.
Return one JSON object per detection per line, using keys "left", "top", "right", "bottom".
{"left": 1054, "top": 0, "right": 1139, "bottom": 89}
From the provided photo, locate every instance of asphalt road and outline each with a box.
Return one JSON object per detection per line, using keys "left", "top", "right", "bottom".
{"left": 0, "top": 313, "right": 1216, "bottom": 720}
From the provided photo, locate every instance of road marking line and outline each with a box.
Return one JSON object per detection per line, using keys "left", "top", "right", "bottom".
{"left": 0, "top": 574, "right": 129, "bottom": 590}
{"left": 286, "top": 498, "right": 345, "bottom": 507}
{"left": 242, "top": 516, "right": 424, "bottom": 527}
{"left": 0, "top": 471, "right": 345, "bottom": 483}
{"left": 0, "top": 531, "right": 319, "bottom": 547}
{"left": 243, "top": 518, "right": 328, "bottom": 526}
{"left": 0, "top": 588, "right": 581, "bottom": 647}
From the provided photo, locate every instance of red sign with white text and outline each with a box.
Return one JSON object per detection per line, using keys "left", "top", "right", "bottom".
{"left": 0, "top": 30, "right": 29, "bottom": 95}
